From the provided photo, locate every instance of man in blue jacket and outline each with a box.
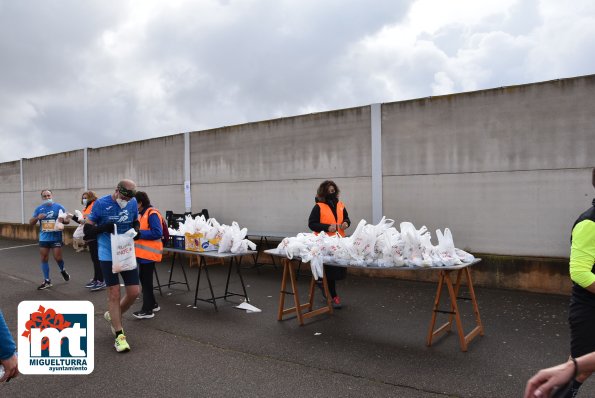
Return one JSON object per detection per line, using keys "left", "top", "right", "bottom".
{"left": 0, "top": 310, "right": 18, "bottom": 382}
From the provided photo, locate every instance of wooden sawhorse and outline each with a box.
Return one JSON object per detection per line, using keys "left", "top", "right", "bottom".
{"left": 277, "top": 258, "right": 334, "bottom": 325}
{"left": 426, "top": 267, "right": 484, "bottom": 352}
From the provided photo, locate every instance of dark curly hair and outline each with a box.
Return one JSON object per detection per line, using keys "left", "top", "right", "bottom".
{"left": 134, "top": 191, "right": 151, "bottom": 208}
{"left": 316, "top": 180, "right": 340, "bottom": 201}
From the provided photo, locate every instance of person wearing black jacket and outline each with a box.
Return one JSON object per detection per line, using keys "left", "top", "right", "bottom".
{"left": 308, "top": 180, "right": 351, "bottom": 309}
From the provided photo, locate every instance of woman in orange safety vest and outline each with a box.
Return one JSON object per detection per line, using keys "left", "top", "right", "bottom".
{"left": 71, "top": 191, "right": 105, "bottom": 291}
{"left": 308, "top": 180, "right": 351, "bottom": 309}
{"left": 132, "top": 191, "right": 164, "bottom": 319}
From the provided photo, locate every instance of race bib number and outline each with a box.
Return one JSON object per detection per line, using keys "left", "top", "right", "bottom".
{"left": 41, "top": 220, "right": 56, "bottom": 232}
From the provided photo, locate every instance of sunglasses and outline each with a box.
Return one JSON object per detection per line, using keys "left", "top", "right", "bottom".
{"left": 117, "top": 186, "right": 136, "bottom": 200}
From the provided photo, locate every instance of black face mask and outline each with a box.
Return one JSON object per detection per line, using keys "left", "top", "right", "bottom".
{"left": 326, "top": 193, "right": 337, "bottom": 201}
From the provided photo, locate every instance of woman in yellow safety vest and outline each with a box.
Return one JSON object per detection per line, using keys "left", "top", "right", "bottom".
{"left": 132, "top": 191, "right": 164, "bottom": 319}
{"left": 308, "top": 180, "right": 351, "bottom": 309}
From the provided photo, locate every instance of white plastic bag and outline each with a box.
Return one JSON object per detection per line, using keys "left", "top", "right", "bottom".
{"left": 73, "top": 224, "right": 85, "bottom": 239}
{"left": 54, "top": 209, "right": 67, "bottom": 231}
{"left": 111, "top": 225, "right": 138, "bottom": 273}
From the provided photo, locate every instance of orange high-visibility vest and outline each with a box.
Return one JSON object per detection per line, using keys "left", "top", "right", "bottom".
{"left": 135, "top": 208, "right": 164, "bottom": 262}
{"left": 82, "top": 201, "right": 95, "bottom": 218}
{"left": 317, "top": 201, "right": 345, "bottom": 237}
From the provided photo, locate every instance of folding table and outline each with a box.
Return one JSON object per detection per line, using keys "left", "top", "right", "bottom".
{"left": 266, "top": 249, "right": 484, "bottom": 352}
{"left": 191, "top": 251, "right": 256, "bottom": 311}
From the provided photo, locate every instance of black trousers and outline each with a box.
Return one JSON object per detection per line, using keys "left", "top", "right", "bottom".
{"left": 87, "top": 240, "right": 103, "bottom": 282}
{"left": 325, "top": 265, "right": 346, "bottom": 298}
{"left": 139, "top": 261, "right": 157, "bottom": 312}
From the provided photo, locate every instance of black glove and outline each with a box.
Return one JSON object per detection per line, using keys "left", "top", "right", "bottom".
{"left": 99, "top": 223, "right": 116, "bottom": 234}
{"left": 133, "top": 232, "right": 141, "bottom": 240}
{"left": 71, "top": 215, "right": 80, "bottom": 223}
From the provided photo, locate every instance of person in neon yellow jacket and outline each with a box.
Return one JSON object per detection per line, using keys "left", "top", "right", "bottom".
{"left": 563, "top": 169, "right": 595, "bottom": 398}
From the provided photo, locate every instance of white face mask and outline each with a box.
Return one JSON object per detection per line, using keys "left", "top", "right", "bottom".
{"left": 82, "top": 198, "right": 88, "bottom": 206}
{"left": 43, "top": 199, "right": 53, "bottom": 205}
{"left": 116, "top": 198, "right": 128, "bottom": 209}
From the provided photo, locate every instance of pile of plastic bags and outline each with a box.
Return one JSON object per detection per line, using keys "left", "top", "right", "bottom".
{"left": 276, "top": 217, "right": 475, "bottom": 279}
{"left": 169, "top": 215, "right": 256, "bottom": 254}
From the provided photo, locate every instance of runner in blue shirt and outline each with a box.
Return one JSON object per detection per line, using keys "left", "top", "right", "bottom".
{"left": 28, "top": 190, "right": 70, "bottom": 290}
{"left": 85, "top": 179, "right": 140, "bottom": 353}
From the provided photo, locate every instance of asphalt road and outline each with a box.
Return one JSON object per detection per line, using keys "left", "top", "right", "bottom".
{"left": 0, "top": 238, "right": 586, "bottom": 397}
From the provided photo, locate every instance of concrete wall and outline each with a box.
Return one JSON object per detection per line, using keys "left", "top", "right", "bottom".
{"left": 190, "top": 108, "right": 373, "bottom": 231}
{"left": 88, "top": 134, "right": 185, "bottom": 213}
{"left": 1, "top": 74, "right": 594, "bottom": 264}
{"left": 23, "top": 150, "right": 84, "bottom": 220}
{"left": 0, "top": 161, "right": 21, "bottom": 223}
{"left": 381, "top": 77, "right": 595, "bottom": 257}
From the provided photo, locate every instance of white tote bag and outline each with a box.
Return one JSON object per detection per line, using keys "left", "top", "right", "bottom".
{"left": 110, "top": 225, "right": 138, "bottom": 273}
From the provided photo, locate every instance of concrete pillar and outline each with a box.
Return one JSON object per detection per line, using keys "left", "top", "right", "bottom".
{"left": 371, "top": 103, "right": 383, "bottom": 223}
{"left": 184, "top": 132, "right": 191, "bottom": 212}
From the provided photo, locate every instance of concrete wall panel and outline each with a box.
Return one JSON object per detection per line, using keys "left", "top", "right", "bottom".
{"left": 135, "top": 184, "right": 185, "bottom": 216}
{"left": 191, "top": 177, "right": 372, "bottom": 235}
{"left": 190, "top": 107, "right": 371, "bottom": 183}
{"left": 382, "top": 77, "right": 595, "bottom": 175}
{"left": 88, "top": 134, "right": 184, "bottom": 189}
{"left": 23, "top": 150, "right": 83, "bottom": 191}
{"left": 0, "top": 193, "right": 21, "bottom": 222}
{"left": 0, "top": 161, "right": 20, "bottom": 193}
{"left": 383, "top": 168, "right": 592, "bottom": 257}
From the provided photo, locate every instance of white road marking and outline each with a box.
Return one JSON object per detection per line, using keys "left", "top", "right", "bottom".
{"left": 0, "top": 243, "right": 38, "bottom": 251}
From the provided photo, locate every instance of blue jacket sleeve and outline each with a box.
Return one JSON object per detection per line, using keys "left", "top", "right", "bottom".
{"left": 139, "top": 213, "right": 163, "bottom": 241}
{"left": 0, "top": 311, "right": 17, "bottom": 360}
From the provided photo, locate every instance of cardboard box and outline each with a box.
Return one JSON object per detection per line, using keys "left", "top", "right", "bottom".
{"left": 184, "top": 233, "right": 219, "bottom": 252}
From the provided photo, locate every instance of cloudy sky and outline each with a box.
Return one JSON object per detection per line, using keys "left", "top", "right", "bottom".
{"left": 0, "top": 0, "right": 593, "bottom": 163}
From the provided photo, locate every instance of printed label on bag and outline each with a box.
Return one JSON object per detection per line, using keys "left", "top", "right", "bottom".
{"left": 18, "top": 301, "right": 94, "bottom": 375}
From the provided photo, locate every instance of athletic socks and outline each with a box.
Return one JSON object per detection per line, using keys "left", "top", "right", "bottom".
{"left": 57, "top": 260, "right": 65, "bottom": 271}
{"left": 41, "top": 262, "right": 50, "bottom": 280}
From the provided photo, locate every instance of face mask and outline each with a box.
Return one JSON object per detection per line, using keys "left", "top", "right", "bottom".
{"left": 44, "top": 199, "right": 53, "bottom": 205}
{"left": 326, "top": 193, "right": 337, "bottom": 201}
{"left": 82, "top": 198, "right": 88, "bottom": 206}
{"left": 116, "top": 198, "right": 128, "bottom": 209}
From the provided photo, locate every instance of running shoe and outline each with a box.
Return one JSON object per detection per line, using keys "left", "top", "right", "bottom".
{"left": 332, "top": 296, "right": 342, "bottom": 309}
{"left": 153, "top": 303, "right": 161, "bottom": 312}
{"left": 85, "top": 279, "right": 97, "bottom": 288}
{"left": 61, "top": 270, "right": 70, "bottom": 282}
{"left": 133, "top": 310, "right": 154, "bottom": 319}
{"left": 37, "top": 280, "right": 52, "bottom": 290}
{"left": 114, "top": 334, "right": 130, "bottom": 353}
{"left": 104, "top": 311, "right": 116, "bottom": 336}
{"left": 91, "top": 281, "right": 106, "bottom": 291}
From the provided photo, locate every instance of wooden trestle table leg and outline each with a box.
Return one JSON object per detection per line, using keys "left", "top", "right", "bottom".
{"left": 426, "top": 268, "right": 484, "bottom": 352}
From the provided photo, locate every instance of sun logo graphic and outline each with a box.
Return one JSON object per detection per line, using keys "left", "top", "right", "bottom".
{"left": 18, "top": 301, "right": 94, "bottom": 374}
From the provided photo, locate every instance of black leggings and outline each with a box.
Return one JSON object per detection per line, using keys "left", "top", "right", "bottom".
{"left": 87, "top": 240, "right": 103, "bottom": 282}
{"left": 139, "top": 262, "right": 157, "bottom": 312}
{"left": 328, "top": 279, "right": 338, "bottom": 298}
